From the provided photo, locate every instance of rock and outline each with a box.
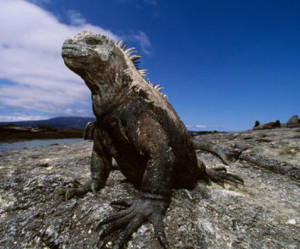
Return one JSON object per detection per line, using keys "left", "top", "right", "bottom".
{"left": 253, "top": 120, "right": 281, "bottom": 130}
{"left": 286, "top": 115, "right": 300, "bottom": 128}
{"left": 0, "top": 128, "right": 299, "bottom": 248}
{"left": 253, "top": 120, "right": 260, "bottom": 128}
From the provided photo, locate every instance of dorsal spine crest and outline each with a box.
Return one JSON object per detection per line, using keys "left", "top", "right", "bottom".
{"left": 116, "top": 39, "right": 167, "bottom": 98}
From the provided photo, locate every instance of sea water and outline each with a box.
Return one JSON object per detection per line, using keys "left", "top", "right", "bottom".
{"left": 0, "top": 138, "right": 83, "bottom": 152}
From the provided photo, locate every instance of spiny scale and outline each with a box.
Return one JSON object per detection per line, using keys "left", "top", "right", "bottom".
{"left": 116, "top": 39, "right": 167, "bottom": 98}
{"left": 121, "top": 42, "right": 128, "bottom": 50}
{"left": 138, "top": 69, "right": 148, "bottom": 77}
{"left": 128, "top": 50, "right": 138, "bottom": 56}
{"left": 154, "top": 85, "right": 163, "bottom": 92}
{"left": 125, "top": 47, "right": 136, "bottom": 54}
{"left": 117, "top": 40, "right": 129, "bottom": 50}
{"left": 116, "top": 40, "right": 123, "bottom": 47}
{"left": 130, "top": 55, "right": 141, "bottom": 61}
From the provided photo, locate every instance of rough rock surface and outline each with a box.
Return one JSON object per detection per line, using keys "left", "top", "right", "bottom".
{"left": 1, "top": 128, "right": 299, "bottom": 249}
{"left": 286, "top": 115, "right": 300, "bottom": 128}
{"left": 252, "top": 120, "right": 281, "bottom": 130}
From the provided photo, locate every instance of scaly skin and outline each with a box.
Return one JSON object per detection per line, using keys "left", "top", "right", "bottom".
{"left": 59, "top": 31, "right": 243, "bottom": 248}
{"left": 84, "top": 120, "right": 231, "bottom": 165}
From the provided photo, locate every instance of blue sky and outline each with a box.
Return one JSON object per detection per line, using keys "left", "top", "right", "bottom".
{"left": 0, "top": 0, "right": 299, "bottom": 131}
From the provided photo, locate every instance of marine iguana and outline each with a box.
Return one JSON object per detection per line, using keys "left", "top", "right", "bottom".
{"left": 59, "top": 31, "right": 243, "bottom": 248}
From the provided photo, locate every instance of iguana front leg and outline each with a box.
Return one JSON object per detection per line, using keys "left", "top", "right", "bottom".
{"left": 55, "top": 129, "right": 111, "bottom": 200}
{"left": 95, "top": 113, "right": 173, "bottom": 249}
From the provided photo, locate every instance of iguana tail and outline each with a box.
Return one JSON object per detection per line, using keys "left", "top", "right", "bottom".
{"left": 192, "top": 139, "right": 230, "bottom": 165}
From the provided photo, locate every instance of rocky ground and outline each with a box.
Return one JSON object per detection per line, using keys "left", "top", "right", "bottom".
{"left": 0, "top": 128, "right": 299, "bottom": 249}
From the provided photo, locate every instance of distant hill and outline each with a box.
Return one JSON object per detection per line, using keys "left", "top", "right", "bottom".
{"left": 0, "top": 117, "right": 96, "bottom": 129}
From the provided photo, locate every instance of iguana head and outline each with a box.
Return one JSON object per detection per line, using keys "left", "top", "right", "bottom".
{"left": 62, "top": 31, "right": 166, "bottom": 115}
{"left": 62, "top": 31, "right": 115, "bottom": 71}
{"left": 62, "top": 31, "right": 135, "bottom": 115}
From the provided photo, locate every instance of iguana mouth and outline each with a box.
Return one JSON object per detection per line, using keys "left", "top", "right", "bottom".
{"left": 62, "top": 44, "right": 88, "bottom": 58}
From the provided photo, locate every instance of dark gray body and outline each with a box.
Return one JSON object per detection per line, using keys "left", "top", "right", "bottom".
{"left": 92, "top": 98, "right": 204, "bottom": 193}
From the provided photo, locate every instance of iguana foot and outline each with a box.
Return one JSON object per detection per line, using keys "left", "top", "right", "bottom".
{"left": 206, "top": 167, "right": 244, "bottom": 187}
{"left": 94, "top": 198, "right": 170, "bottom": 249}
{"left": 54, "top": 180, "right": 93, "bottom": 201}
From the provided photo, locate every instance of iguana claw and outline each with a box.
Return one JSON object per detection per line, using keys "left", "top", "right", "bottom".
{"left": 206, "top": 167, "right": 244, "bottom": 186}
{"left": 95, "top": 198, "right": 169, "bottom": 249}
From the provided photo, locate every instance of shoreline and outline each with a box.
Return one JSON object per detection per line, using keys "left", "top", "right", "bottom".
{"left": 0, "top": 137, "right": 84, "bottom": 153}
{"left": 0, "top": 126, "right": 84, "bottom": 143}
{"left": 0, "top": 135, "right": 83, "bottom": 144}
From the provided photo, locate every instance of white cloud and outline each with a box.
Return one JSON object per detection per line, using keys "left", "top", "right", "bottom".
{"left": 130, "top": 31, "right": 152, "bottom": 54}
{"left": 28, "top": 0, "right": 51, "bottom": 4}
{"left": 186, "top": 124, "right": 208, "bottom": 130}
{"left": 0, "top": 0, "right": 119, "bottom": 119}
{"left": 195, "top": 124, "right": 207, "bottom": 129}
{"left": 0, "top": 0, "right": 153, "bottom": 121}
{"left": 66, "top": 10, "right": 86, "bottom": 26}
{"left": 0, "top": 114, "right": 50, "bottom": 122}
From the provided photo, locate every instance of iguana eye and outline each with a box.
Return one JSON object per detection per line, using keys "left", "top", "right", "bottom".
{"left": 86, "top": 37, "right": 101, "bottom": 45}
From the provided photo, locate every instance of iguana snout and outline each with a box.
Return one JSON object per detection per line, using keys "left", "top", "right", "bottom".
{"left": 62, "top": 31, "right": 113, "bottom": 69}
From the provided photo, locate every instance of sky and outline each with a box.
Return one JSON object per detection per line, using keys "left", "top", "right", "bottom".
{"left": 0, "top": 0, "right": 299, "bottom": 131}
